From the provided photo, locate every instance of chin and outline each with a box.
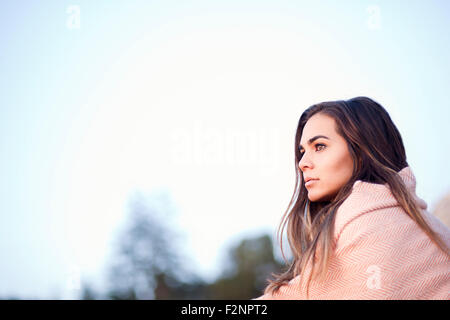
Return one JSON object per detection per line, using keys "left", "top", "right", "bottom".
{"left": 307, "top": 193, "right": 320, "bottom": 202}
{"left": 308, "top": 191, "right": 329, "bottom": 202}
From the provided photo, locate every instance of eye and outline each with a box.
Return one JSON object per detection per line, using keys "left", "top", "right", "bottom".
{"left": 316, "top": 143, "right": 326, "bottom": 151}
{"left": 299, "top": 143, "right": 326, "bottom": 155}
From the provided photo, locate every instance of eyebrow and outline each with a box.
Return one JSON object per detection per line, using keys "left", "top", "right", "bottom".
{"left": 299, "top": 135, "right": 330, "bottom": 150}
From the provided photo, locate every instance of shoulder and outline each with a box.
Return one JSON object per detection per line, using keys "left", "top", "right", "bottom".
{"left": 333, "top": 177, "right": 450, "bottom": 252}
{"left": 333, "top": 180, "right": 401, "bottom": 241}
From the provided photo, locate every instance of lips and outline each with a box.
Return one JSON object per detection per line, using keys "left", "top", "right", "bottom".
{"left": 304, "top": 176, "right": 319, "bottom": 188}
{"left": 304, "top": 176, "right": 318, "bottom": 183}
{"left": 305, "top": 179, "right": 318, "bottom": 188}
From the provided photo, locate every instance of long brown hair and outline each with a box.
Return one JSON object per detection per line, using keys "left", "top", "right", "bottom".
{"left": 264, "top": 96, "right": 450, "bottom": 298}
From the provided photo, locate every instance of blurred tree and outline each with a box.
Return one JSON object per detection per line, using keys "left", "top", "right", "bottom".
{"left": 433, "top": 192, "right": 450, "bottom": 228}
{"left": 207, "top": 234, "right": 285, "bottom": 299}
{"left": 104, "top": 191, "right": 202, "bottom": 299}
{"left": 153, "top": 272, "right": 208, "bottom": 299}
{"left": 79, "top": 282, "right": 98, "bottom": 300}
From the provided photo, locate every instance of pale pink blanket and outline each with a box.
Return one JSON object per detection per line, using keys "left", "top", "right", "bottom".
{"left": 256, "top": 166, "right": 450, "bottom": 300}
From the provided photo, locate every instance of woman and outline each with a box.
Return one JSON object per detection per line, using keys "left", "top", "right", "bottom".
{"left": 255, "top": 97, "right": 450, "bottom": 299}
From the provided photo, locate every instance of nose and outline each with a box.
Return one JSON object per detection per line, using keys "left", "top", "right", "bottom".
{"left": 298, "top": 153, "right": 313, "bottom": 172}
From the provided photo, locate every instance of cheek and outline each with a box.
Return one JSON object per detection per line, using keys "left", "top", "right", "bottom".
{"left": 313, "top": 150, "right": 353, "bottom": 198}
{"left": 308, "top": 179, "right": 332, "bottom": 202}
{"left": 328, "top": 152, "right": 354, "bottom": 185}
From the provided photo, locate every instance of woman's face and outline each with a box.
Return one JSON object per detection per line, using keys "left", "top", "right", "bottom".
{"left": 298, "top": 113, "right": 354, "bottom": 202}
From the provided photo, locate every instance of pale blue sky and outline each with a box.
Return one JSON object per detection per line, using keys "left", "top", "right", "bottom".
{"left": 1, "top": 0, "right": 449, "bottom": 299}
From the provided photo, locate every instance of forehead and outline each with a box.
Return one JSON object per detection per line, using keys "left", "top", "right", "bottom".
{"left": 300, "top": 113, "right": 337, "bottom": 144}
